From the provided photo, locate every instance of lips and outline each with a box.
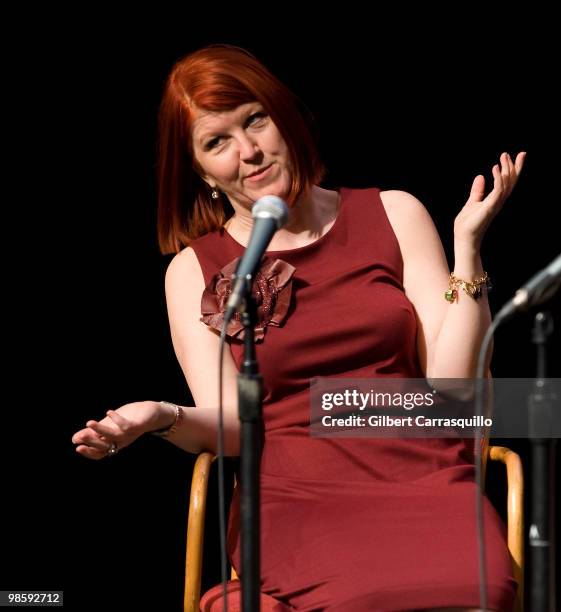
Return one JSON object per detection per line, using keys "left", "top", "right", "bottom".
{"left": 245, "top": 164, "right": 272, "bottom": 180}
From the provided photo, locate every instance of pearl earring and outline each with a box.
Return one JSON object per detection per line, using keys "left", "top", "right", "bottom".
{"left": 211, "top": 189, "right": 220, "bottom": 200}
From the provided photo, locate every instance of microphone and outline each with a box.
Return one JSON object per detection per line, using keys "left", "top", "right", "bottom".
{"left": 224, "top": 195, "right": 289, "bottom": 322}
{"left": 496, "top": 253, "right": 561, "bottom": 321}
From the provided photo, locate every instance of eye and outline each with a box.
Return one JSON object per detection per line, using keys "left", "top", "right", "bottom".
{"left": 204, "top": 137, "right": 222, "bottom": 151}
{"left": 247, "top": 111, "right": 267, "bottom": 126}
{"left": 203, "top": 111, "right": 267, "bottom": 151}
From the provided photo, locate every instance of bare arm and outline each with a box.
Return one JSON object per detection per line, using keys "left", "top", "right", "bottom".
{"left": 381, "top": 153, "right": 524, "bottom": 379}
{"left": 382, "top": 190, "right": 491, "bottom": 378}
{"left": 158, "top": 246, "right": 241, "bottom": 455}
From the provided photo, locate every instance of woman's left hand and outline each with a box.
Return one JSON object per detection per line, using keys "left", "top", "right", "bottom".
{"left": 454, "top": 152, "right": 526, "bottom": 251}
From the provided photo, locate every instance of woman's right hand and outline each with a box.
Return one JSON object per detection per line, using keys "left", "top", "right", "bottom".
{"left": 72, "top": 400, "right": 168, "bottom": 460}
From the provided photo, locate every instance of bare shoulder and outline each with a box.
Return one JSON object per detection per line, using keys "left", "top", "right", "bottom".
{"left": 379, "top": 188, "right": 447, "bottom": 271}
{"left": 166, "top": 245, "right": 200, "bottom": 277}
{"left": 164, "top": 246, "right": 208, "bottom": 328}
{"left": 379, "top": 189, "right": 433, "bottom": 229}
{"left": 165, "top": 246, "right": 204, "bottom": 292}
{"left": 379, "top": 189, "right": 440, "bottom": 252}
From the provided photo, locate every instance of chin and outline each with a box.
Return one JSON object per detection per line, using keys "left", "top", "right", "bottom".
{"left": 258, "top": 180, "right": 292, "bottom": 203}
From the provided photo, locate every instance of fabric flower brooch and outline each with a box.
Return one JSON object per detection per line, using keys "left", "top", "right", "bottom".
{"left": 200, "top": 257, "right": 295, "bottom": 341}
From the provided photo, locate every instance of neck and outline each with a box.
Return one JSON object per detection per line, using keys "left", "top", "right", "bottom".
{"left": 226, "top": 186, "right": 319, "bottom": 234}
{"left": 223, "top": 186, "right": 340, "bottom": 250}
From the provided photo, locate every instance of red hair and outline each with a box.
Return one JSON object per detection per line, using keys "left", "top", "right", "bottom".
{"left": 157, "top": 45, "right": 324, "bottom": 254}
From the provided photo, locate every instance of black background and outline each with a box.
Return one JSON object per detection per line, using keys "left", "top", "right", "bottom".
{"left": 4, "top": 10, "right": 560, "bottom": 612}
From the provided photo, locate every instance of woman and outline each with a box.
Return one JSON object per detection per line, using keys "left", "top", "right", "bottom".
{"left": 72, "top": 45, "right": 525, "bottom": 611}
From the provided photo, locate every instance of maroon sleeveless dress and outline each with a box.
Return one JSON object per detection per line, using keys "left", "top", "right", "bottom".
{"left": 190, "top": 188, "right": 516, "bottom": 611}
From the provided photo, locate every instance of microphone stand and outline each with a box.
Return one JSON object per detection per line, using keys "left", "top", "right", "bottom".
{"left": 528, "top": 310, "right": 557, "bottom": 611}
{"left": 237, "top": 283, "right": 263, "bottom": 612}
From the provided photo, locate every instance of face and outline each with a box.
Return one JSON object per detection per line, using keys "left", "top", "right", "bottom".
{"left": 191, "top": 101, "right": 293, "bottom": 209}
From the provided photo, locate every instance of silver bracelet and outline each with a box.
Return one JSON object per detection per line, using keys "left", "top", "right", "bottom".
{"left": 151, "top": 401, "right": 183, "bottom": 438}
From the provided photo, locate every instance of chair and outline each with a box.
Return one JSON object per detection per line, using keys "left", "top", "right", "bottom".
{"left": 183, "top": 446, "right": 524, "bottom": 612}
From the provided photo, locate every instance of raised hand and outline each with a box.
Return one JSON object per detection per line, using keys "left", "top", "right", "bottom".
{"left": 454, "top": 152, "right": 526, "bottom": 251}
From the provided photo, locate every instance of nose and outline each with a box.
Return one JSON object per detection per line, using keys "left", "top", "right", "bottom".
{"left": 237, "top": 133, "right": 261, "bottom": 162}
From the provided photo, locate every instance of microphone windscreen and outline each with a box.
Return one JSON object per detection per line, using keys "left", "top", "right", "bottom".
{"left": 252, "top": 195, "right": 289, "bottom": 228}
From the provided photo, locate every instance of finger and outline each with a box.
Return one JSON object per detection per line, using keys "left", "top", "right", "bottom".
{"left": 86, "top": 419, "right": 121, "bottom": 439}
{"left": 506, "top": 152, "right": 514, "bottom": 172}
{"left": 506, "top": 151, "right": 526, "bottom": 197}
{"left": 483, "top": 164, "right": 504, "bottom": 209}
{"left": 106, "top": 409, "right": 131, "bottom": 431}
{"left": 514, "top": 151, "right": 526, "bottom": 175}
{"left": 72, "top": 428, "right": 97, "bottom": 446}
{"left": 500, "top": 152, "right": 510, "bottom": 182}
{"left": 468, "top": 175, "right": 486, "bottom": 203}
{"left": 72, "top": 428, "right": 90, "bottom": 445}
{"left": 500, "top": 153, "right": 512, "bottom": 196}
{"left": 492, "top": 163, "right": 504, "bottom": 190}
{"left": 505, "top": 153, "right": 516, "bottom": 196}
{"left": 76, "top": 444, "right": 108, "bottom": 460}
{"left": 501, "top": 153, "right": 514, "bottom": 197}
{"left": 80, "top": 431, "right": 112, "bottom": 451}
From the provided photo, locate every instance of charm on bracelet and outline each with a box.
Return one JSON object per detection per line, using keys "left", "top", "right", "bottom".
{"left": 445, "top": 272, "right": 490, "bottom": 303}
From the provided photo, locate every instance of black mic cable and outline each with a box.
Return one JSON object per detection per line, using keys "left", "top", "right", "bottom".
{"left": 217, "top": 323, "right": 229, "bottom": 612}
{"left": 474, "top": 319, "right": 498, "bottom": 611}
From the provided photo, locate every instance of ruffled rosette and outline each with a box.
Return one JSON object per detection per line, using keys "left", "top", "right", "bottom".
{"left": 200, "top": 257, "right": 295, "bottom": 341}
